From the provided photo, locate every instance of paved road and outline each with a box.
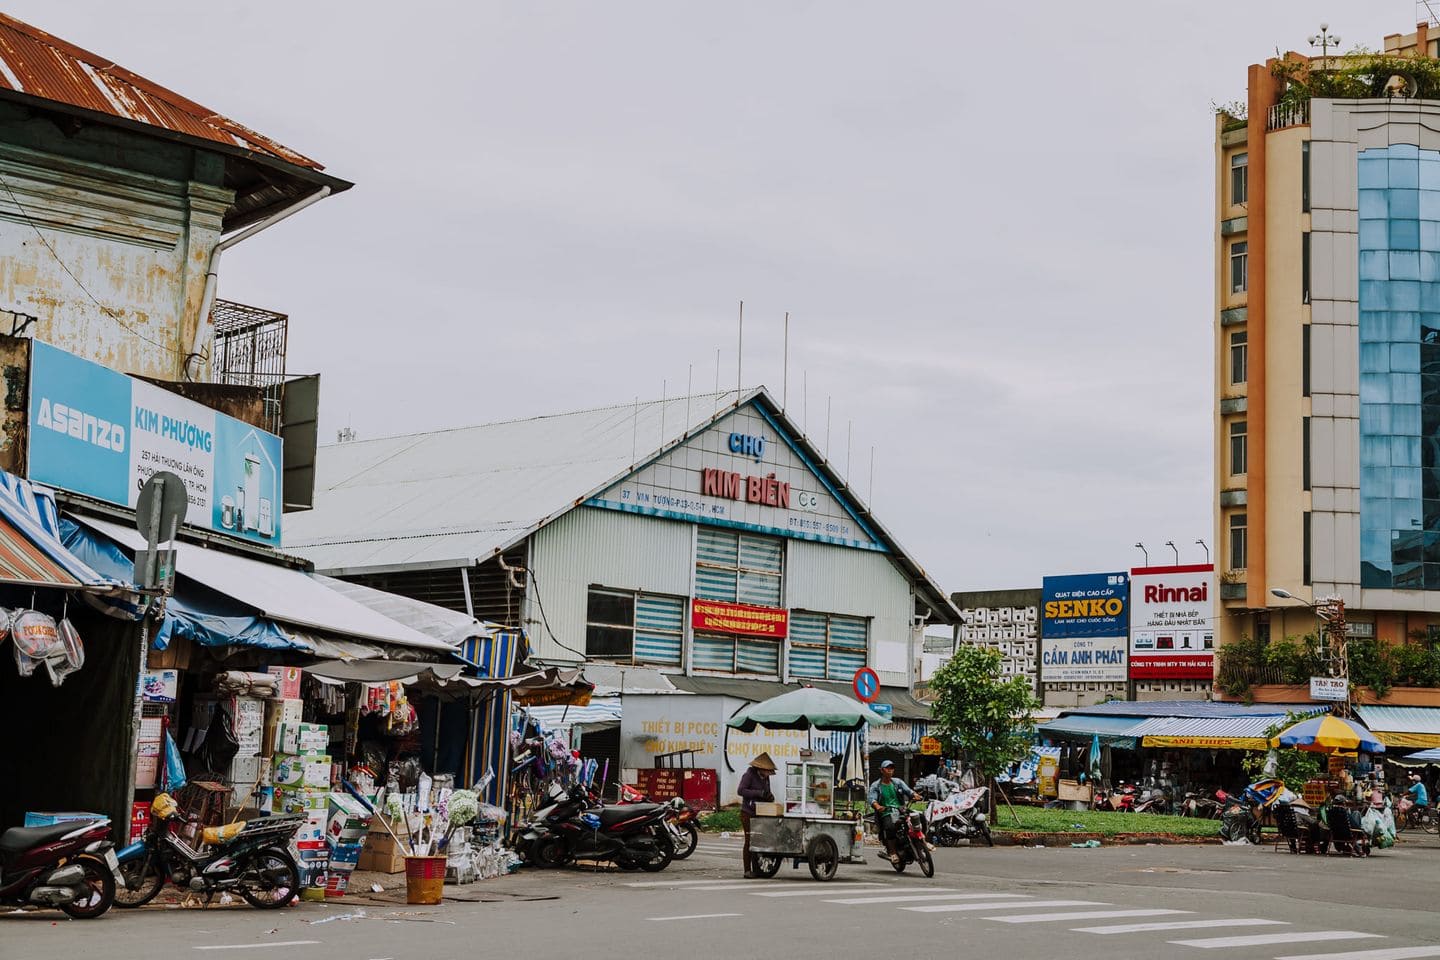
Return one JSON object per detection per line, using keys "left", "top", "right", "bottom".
{"left": 5, "top": 834, "right": 1436, "bottom": 960}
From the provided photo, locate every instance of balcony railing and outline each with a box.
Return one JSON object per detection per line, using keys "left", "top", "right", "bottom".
{"left": 211, "top": 299, "right": 288, "bottom": 433}
{"left": 1267, "top": 100, "right": 1310, "bottom": 131}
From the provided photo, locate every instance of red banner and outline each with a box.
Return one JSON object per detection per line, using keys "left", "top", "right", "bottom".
{"left": 1129, "top": 654, "right": 1213, "bottom": 680}
{"left": 691, "top": 599, "right": 788, "bottom": 639}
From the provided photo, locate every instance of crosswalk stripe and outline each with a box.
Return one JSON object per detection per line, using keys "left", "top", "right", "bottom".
{"left": 903, "top": 899, "right": 1103, "bottom": 914}
{"left": 647, "top": 914, "right": 743, "bottom": 922}
{"left": 625, "top": 879, "right": 783, "bottom": 888}
{"left": 751, "top": 884, "right": 894, "bottom": 898}
{"left": 991, "top": 909, "right": 1190, "bottom": 925}
{"left": 1168, "top": 931, "right": 1382, "bottom": 949}
{"left": 1075, "top": 919, "right": 1289, "bottom": 935}
{"left": 681, "top": 883, "right": 794, "bottom": 891}
{"left": 823, "top": 893, "right": 1030, "bottom": 906}
{"left": 1275, "top": 949, "right": 1440, "bottom": 960}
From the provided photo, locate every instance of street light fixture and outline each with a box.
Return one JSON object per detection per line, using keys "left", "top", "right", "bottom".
{"left": 1195, "top": 539, "right": 1210, "bottom": 564}
{"left": 1308, "top": 23, "right": 1341, "bottom": 67}
{"left": 1165, "top": 541, "right": 1179, "bottom": 565}
{"left": 1134, "top": 542, "right": 1148, "bottom": 566}
{"left": 1270, "top": 586, "right": 1351, "bottom": 715}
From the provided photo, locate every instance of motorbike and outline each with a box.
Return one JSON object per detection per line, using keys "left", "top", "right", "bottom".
{"left": 517, "top": 783, "right": 675, "bottom": 872}
{"left": 0, "top": 816, "right": 119, "bottom": 918}
{"left": 1395, "top": 796, "right": 1439, "bottom": 834}
{"left": 1093, "top": 781, "right": 1137, "bottom": 812}
{"left": 1179, "top": 791, "right": 1223, "bottom": 819}
{"left": 614, "top": 784, "right": 699, "bottom": 860}
{"left": 881, "top": 808, "right": 934, "bottom": 878}
{"left": 924, "top": 786, "right": 992, "bottom": 847}
{"left": 1217, "top": 779, "right": 1287, "bottom": 844}
{"left": 1132, "top": 785, "right": 1172, "bottom": 815}
{"left": 113, "top": 794, "right": 303, "bottom": 909}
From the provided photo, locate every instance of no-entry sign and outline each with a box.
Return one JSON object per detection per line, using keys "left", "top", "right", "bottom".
{"left": 852, "top": 666, "right": 879, "bottom": 702}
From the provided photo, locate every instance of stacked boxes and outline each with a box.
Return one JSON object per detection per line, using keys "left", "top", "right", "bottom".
{"left": 273, "top": 720, "right": 331, "bottom": 814}
{"left": 358, "top": 816, "right": 409, "bottom": 874}
{"left": 323, "top": 793, "right": 371, "bottom": 898}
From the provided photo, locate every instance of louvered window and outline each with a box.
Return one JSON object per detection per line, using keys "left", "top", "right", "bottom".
{"left": 585, "top": 589, "right": 684, "bottom": 667}
{"left": 789, "top": 612, "right": 868, "bottom": 681}
{"left": 695, "top": 528, "right": 783, "bottom": 606}
{"left": 692, "top": 633, "right": 781, "bottom": 677}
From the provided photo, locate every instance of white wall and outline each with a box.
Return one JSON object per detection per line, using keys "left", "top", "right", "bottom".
{"left": 785, "top": 538, "right": 915, "bottom": 683}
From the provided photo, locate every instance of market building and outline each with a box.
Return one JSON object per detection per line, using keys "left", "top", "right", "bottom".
{"left": 1211, "top": 20, "right": 1440, "bottom": 744}
{"left": 286, "top": 388, "right": 956, "bottom": 802}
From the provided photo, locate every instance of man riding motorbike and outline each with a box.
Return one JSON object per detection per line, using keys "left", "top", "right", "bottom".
{"left": 868, "top": 760, "right": 916, "bottom": 867}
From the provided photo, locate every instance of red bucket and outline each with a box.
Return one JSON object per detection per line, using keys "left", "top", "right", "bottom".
{"left": 404, "top": 855, "right": 447, "bottom": 905}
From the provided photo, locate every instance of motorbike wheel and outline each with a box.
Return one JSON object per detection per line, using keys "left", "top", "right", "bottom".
{"left": 911, "top": 837, "right": 935, "bottom": 878}
{"left": 977, "top": 822, "right": 994, "bottom": 848}
{"left": 806, "top": 834, "right": 838, "bottom": 882}
{"left": 751, "top": 854, "right": 782, "bottom": 878}
{"left": 1245, "top": 821, "right": 1263, "bottom": 846}
{"left": 57, "top": 855, "right": 115, "bottom": 919}
{"left": 1424, "top": 810, "right": 1439, "bottom": 835}
{"left": 534, "top": 836, "right": 570, "bottom": 869}
{"left": 636, "top": 831, "right": 675, "bottom": 873}
{"left": 672, "top": 823, "right": 699, "bottom": 860}
{"left": 237, "top": 848, "right": 299, "bottom": 910}
{"left": 890, "top": 848, "right": 907, "bottom": 873}
{"left": 114, "top": 853, "right": 165, "bottom": 908}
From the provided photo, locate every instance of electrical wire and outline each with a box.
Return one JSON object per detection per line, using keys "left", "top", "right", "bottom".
{"left": 523, "top": 567, "right": 589, "bottom": 661}
{"left": 0, "top": 168, "right": 188, "bottom": 360}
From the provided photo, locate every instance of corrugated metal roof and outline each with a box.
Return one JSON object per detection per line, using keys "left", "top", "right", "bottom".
{"left": 284, "top": 387, "right": 958, "bottom": 621}
{"left": 1355, "top": 705, "right": 1440, "bottom": 734}
{"left": 1130, "top": 715, "right": 1294, "bottom": 739}
{"left": 0, "top": 12, "right": 322, "bottom": 171}
{"left": 1036, "top": 714, "right": 1150, "bottom": 740}
{"left": 1063, "top": 700, "right": 1314, "bottom": 719}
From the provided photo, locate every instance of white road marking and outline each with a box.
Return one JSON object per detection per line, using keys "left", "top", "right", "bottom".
{"left": 683, "top": 883, "right": 793, "bottom": 891}
{"left": 626, "top": 879, "right": 780, "bottom": 888}
{"left": 1276, "top": 949, "right": 1440, "bottom": 960}
{"left": 903, "top": 899, "right": 1104, "bottom": 914}
{"left": 990, "top": 909, "right": 1191, "bottom": 924}
{"left": 647, "top": 913, "right": 743, "bottom": 922}
{"left": 1075, "top": 918, "right": 1289, "bottom": 935}
{"left": 193, "top": 944, "right": 321, "bottom": 952}
{"left": 824, "top": 893, "right": 1030, "bottom": 906}
{"left": 1168, "top": 931, "right": 1382, "bottom": 949}
{"left": 751, "top": 884, "right": 894, "bottom": 897}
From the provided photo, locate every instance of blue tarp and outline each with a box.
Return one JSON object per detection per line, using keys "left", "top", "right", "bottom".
{"left": 60, "top": 518, "right": 299, "bottom": 652}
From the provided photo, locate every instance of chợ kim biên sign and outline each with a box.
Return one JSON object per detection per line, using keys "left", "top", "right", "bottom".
{"left": 26, "top": 340, "right": 283, "bottom": 545}
{"left": 1040, "top": 572, "right": 1129, "bottom": 682}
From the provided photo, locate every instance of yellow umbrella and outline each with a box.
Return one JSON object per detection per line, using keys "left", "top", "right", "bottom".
{"left": 1270, "top": 715, "right": 1386, "bottom": 754}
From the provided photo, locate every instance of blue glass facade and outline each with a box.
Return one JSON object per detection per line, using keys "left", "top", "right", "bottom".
{"left": 1358, "top": 144, "right": 1440, "bottom": 589}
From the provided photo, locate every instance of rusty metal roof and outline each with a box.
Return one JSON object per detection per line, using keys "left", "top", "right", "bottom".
{"left": 0, "top": 12, "right": 322, "bottom": 171}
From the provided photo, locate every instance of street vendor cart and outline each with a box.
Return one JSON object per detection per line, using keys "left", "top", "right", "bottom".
{"left": 726, "top": 688, "right": 886, "bottom": 881}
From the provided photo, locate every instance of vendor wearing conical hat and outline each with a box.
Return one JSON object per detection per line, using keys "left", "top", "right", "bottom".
{"left": 738, "top": 753, "right": 776, "bottom": 877}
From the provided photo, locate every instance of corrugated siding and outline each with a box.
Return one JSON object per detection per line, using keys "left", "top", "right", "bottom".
{"left": 785, "top": 539, "right": 912, "bottom": 680}
{"left": 527, "top": 507, "right": 693, "bottom": 662}
{"left": 634, "top": 594, "right": 683, "bottom": 665}
{"left": 1356, "top": 705, "right": 1440, "bottom": 734}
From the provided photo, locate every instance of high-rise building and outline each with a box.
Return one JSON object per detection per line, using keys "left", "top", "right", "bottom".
{"left": 1214, "top": 22, "right": 1440, "bottom": 653}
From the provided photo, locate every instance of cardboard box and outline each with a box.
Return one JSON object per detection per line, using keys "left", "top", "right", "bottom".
{"left": 277, "top": 723, "right": 328, "bottom": 757}
{"left": 358, "top": 832, "right": 408, "bottom": 874}
{"left": 295, "top": 811, "right": 327, "bottom": 843}
{"left": 327, "top": 793, "right": 371, "bottom": 843}
{"left": 294, "top": 839, "right": 329, "bottom": 863}
{"left": 266, "top": 666, "right": 303, "bottom": 700}
{"left": 753, "top": 802, "right": 783, "bottom": 817}
{"left": 275, "top": 788, "right": 329, "bottom": 813}
{"left": 273, "top": 754, "right": 332, "bottom": 788}
{"left": 324, "top": 873, "right": 350, "bottom": 898}
{"left": 327, "top": 841, "right": 362, "bottom": 873}
{"left": 1057, "top": 779, "right": 1093, "bottom": 803}
{"left": 142, "top": 669, "right": 178, "bottom": 703}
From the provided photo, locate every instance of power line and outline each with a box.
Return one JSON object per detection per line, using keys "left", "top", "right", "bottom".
{"left": 0, "top": 169, "right": 189, "bottom": 361}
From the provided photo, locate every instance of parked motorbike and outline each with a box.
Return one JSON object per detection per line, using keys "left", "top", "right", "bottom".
{"left": 517, "top": 783, "right": 675, "bottom": 872}
{"left": 1179, "top": 791, "right": 1223, "bottom": 819}
{"left": 925, "top": 786, "right": 992, "bottom": 847}
{"left": 0, "top": 816, "right": 119, "bottom": 918}
{"left": 113, "top": 794, "right": 303, "bottom": 909}
{"left": 614, "top": 784, "right": 699, "bottom": 860}
{"left": 881, "top": 808, "right": 934, "bottom": 878}
{"left": 1132, "top": 785, "right": 1172, "bottom": 815}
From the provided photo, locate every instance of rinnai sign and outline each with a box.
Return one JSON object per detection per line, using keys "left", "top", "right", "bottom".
{"left": 27, "top": 340, "right": 283, "bottom": 545}
{"left": 701, "top": 468, "right": 792, "bottom": 509}
{"left": 1129, "top": 564, "right": 1214, "bottom": 680}
{"left": 1040, "top": 572, "right": 1129, "bottom": 683}
{"left": 691, "top": 599, "right": 789, "bottom": 639}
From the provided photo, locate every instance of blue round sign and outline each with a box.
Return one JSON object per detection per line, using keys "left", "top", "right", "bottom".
{"left": 852, "top": 667, "right": 879, "bottom": 702}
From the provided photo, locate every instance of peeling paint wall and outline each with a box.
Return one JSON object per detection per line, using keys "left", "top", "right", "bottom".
{"left": 0, "top": 105, "right": 231, "bottom": 381}
{"left": 0, "top": 336, "right": 29, "bottom": 476}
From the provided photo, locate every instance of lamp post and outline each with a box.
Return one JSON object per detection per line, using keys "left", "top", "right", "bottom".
{"left": 1195, "top": 539, "right": 1210, "bottom": 564}
{"left": 1134, "top": 542, "right": 1148, "bottom": 566}
{"left": 1165, "top": 541, "right": 1179, "bottom": 565}
{"left": 1308, "top": 23, "right": 1341, "bottom": 69}
{"left": 1271, "top": 587, "right": 1350, "bottom": 716}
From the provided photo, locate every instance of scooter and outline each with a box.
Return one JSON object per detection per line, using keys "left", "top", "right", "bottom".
{"left": 613, "top": 784, "right": 699, "bottom": 860}
{"left": 1179, "top": 791, "right": 1223, "bottom": 819}
{"left": 925, "top": 786, "right": 993, "bottom": 847}
{"left": 881, "top": 808, "right": 934, "bottom": 878}
{"left": 0, "top": 816, "right": 119, "bottom": 918}
{"left": 517, "top": 783, "right": 675, "bottom": 872}
{"left": 1133, "top": 785, "right": 1172, "bottom": 815}
{"left": 113, "top": 794, "right": 303, "bottom": 909}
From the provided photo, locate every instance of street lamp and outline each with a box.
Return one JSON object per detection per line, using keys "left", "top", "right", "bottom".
{"left": 1308, "top": 23, "right": 1341, "bottom": 67}
{"left": 1195, "top": 539, "right": 1210, "bottom": 564}
{"left": 1134, "top": 542, "right": 1148, "bottom": 566}
{"left": 1270, "top": 587, "right": 1351, "bottom": 715}
{"left": 1165, "top": 541, "right": 1179, "bottom": 565}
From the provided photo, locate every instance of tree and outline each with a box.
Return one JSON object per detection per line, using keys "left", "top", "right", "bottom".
{"left": 1240, "top": 711, "right": 1325, "bottom": 792}
{"left": 928, "top": 645, "right": 1040, "bottom": 780}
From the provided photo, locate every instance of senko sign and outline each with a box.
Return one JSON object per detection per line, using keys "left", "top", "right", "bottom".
{"left": 1040, "top": 572, "right": 1129, "bottom": 683}
{"left": 27, "top": 340, "right": 283, "bottom": 545}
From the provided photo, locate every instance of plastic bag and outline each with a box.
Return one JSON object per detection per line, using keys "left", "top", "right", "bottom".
{"left": 1361, "top": 806, "right": 1396, "bottom": 848}
{"left": 163, "top": 730, "right": 188, "bottom": 791}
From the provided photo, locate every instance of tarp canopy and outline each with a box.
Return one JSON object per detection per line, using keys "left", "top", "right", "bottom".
{"left": 726, "top": 687, "right": 888, "bottom": 732}
{"left": 0, "top": 472, "right": 128, "bottom": 595}
{"left": 1395, "top": 746, "right": 1440, "bottom": 763}
{"left": 1138, "top": 714, "right": 1325, "bottom": 750}
{"left": 1037, "top": 714, "right": 1149, "bottom": 748}
{"left": 1354, "top": 705, "right": 1440, "bottom": 749}
{"left": 306, "top": 659, "right": 468, "bottom": 683}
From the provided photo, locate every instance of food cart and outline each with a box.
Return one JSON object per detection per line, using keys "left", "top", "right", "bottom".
{"left": 726, "top": 688, "right": 886, "bottom": 882}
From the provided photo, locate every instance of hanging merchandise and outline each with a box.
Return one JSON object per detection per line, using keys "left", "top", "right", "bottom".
{"left": 11, "top": 606, "right": 84, "bottom": 687}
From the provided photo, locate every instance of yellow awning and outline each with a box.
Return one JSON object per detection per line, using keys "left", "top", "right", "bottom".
{"left": 1141, "top": 735, "right": 1271, "bottom": 750}
{"left": 1376, "top": 731, "right": 1440, "bottom": 749}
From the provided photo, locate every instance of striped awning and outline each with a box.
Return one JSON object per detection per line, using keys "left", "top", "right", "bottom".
{"left": 1354, "top": 706, "right": 1440, "bottom": 749}
{"left": 1138, "top": 715, "right": 1308, "bottom": 750}
{"left": 1037, "top": 714, "right": 1150, "bottom": 747}
{"left": 0, "top": 473, "right": 115, "bottom": 591}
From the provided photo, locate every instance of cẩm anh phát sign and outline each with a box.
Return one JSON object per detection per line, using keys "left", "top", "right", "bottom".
{"left": 1040, "top": 572, "right": 1129, "bottom": 682}
{"left": 27, "top": 340, "right": 283, "bottom": 545}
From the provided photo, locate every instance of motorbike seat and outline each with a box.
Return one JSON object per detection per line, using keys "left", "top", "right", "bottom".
{"left": 0, "top": 821, "right": 101, "bottom": 856}
{"left": 597, "top": 804, "right": 662, "bottom": 826}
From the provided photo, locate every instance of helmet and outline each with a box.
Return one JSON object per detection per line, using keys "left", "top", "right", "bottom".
{"left": 151, "top": 793, "right": 179, "bottom": 819}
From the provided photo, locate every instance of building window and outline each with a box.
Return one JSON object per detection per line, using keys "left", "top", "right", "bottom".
{"left": 1303, "top": 511, "right": 1312, "bottom": 586}
{"left": 1303, "top": 416, "right": 1311, "bottom": 491}
{"left": 1230, "top": 513, "right": 1248, "bottom": 571}
{"left": 1302, "top": 232, "right": 1311, "bottom": 304}
{"left": 1302, "top": 141, "right": 1311, "bottom": 212}
{"left": 1302, "top": 324, "right": 1311, "bottom": 397}
{"left": 1229, "top": 420, "right": 1247, "bottom": 475}
{"left": 695, "top": 528, "right": 783, "bottom": 606}
{"left": 1230, "top": 241, "right": 1248, "bottom": 294}
{"left": 585, "top": 589, "right": 685, "bottom": 666}
{"left": 789, "top": 612, "right": 868, "bottom": 681}
{"left": 1230, "top": 331, "right": 1248, "bottom": 385}
{"left": 1231, "top": 151, "right": 1248, "bottom": 206}
{"left": 692, "top": 633, "right": 781, "bottom": 676}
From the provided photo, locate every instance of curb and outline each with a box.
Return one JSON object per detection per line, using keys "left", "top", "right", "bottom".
{"left": 993, "top": 831, "right": 1221, "bottom": 847}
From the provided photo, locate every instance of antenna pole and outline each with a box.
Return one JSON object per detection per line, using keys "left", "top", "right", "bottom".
{"left": 660, "top": 379, "right": 667, "bottom": 448}
{"left": 686, "top": 364, "right": 693, "bottom": 436}
{"left": 737, "top": 300, "right": 744, "bottom": 396}
{"left": 631, "top": 396, "right": 640, "bottom": 467}
{"left": 846, "top": 419, "right": 853, "bottom": 480}
{"left": 782, "top": 312, "right": 790, "bottom": 409}
{"left": 869, "top": 445, "right": 875, "bottom": 503}
{"left": 714, "top": 348, "right": 721, "bottom": 414}
{"left": 825, "top": 396, "right": 832, "bottom": 457}
{"left": 803, "top": 371, "right": 809, "bottom": 435}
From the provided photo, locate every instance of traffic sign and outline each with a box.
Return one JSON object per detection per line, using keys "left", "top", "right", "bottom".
{"left": 136, "top": 471, "right": 187, "bottom": 543}
{"left": 852, "top": 666, "right": 880, "bottom": 702}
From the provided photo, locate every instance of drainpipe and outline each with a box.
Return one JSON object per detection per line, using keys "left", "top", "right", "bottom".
{"left": 186, "top": 186, "right": 332, "bottom": 381}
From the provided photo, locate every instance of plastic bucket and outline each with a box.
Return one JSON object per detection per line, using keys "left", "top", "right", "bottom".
{"left": 404, "top": 855, "right": 447, "bottom": 905}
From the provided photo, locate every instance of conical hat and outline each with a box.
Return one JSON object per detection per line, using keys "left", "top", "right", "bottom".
{"left": 749, "top": 752, "right": 777, "bottom": 772}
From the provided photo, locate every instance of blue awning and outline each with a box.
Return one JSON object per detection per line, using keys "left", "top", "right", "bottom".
{"left": 1037, "top": 714, "right": 1150, "bottom": 747}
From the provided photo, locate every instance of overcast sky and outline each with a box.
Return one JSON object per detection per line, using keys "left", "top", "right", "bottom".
{"left": 11, "top": 2, "right": 1414, "bottom": 593}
